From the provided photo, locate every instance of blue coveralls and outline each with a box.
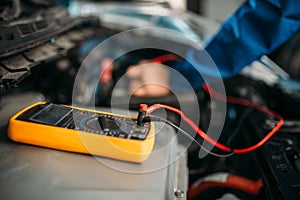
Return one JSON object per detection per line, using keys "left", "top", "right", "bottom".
{"left": 174, "top": 0, "right": 300, "bottom": 90}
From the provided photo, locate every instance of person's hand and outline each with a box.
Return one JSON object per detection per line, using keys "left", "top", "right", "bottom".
{"left": 126, "top": 60, "right": 170, "bottom": 97}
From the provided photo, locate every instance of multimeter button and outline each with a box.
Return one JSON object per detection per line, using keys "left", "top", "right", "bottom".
{"left": 118, "top": 132, "right": 128, "bottom": 138}
{"left": 138, "top": 135, "right": 146, "bottom": 139}
{"left": 141, "top": 129, "right": 148, "bottom": 134}
{"left": 135, "top": 127, "right": 146, "bottom": 133}
{"left": 68, "top": 124, "right": 75, "bottom": 129}
{"left": 106, "top": 132, "right": 113, "bottom": 136}
{"left": 130, "top": 129, "right": 142, "bottom": 134}
{"left": 130, "top": 133, "right": 142, "bottom": 139}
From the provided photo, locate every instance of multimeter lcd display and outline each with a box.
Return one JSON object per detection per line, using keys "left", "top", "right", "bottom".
{"left": 30, "top": 104, "right": 72, "bottom": 125}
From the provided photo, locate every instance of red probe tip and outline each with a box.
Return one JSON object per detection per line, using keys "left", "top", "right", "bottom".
{"left": 139, "top": 104, "right": 148, "bottom": 111}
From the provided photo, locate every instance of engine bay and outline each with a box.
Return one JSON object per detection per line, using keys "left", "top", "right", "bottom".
{"left": 1, "top": 1, "right": 300, "bottom": 199}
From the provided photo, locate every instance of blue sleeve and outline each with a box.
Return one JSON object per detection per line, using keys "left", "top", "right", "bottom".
{"left": 173, "top": 0, "right": 300, "bottom": 90}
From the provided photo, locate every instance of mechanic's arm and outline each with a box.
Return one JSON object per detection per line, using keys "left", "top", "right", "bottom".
{"left": 175, "top": 0, "right": 300, "bottom": 90}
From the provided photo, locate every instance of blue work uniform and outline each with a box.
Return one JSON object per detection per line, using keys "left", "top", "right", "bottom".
{"left": 174, "top": 0, "right": 300, "bottom": 90}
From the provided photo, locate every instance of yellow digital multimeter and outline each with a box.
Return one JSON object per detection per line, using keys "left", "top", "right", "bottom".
{"left": 8, "top": 102, "right": 155, "bottom": 163}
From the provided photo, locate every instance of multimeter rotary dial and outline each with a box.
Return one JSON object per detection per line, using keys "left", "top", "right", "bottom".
{"left": 74, "top": 112, "right": 149, "bottom": 140}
